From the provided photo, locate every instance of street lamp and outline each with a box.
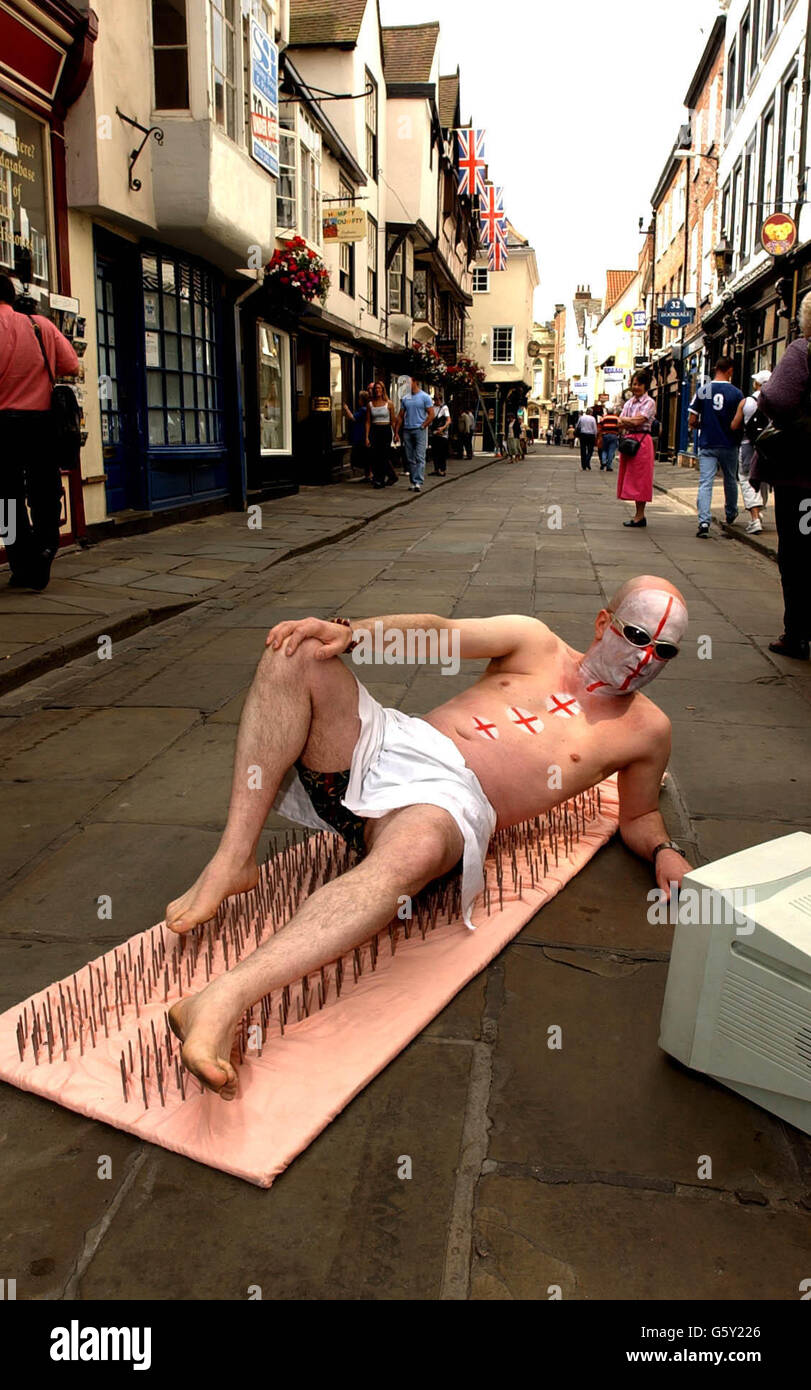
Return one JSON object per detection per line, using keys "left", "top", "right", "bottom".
{"left": 713, "top": 235, "right": 733, "bottom": 279}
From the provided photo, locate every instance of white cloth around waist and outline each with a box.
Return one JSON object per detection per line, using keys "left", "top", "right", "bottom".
{"left": 273, "top": 678, "right": 497, "bottom": 929}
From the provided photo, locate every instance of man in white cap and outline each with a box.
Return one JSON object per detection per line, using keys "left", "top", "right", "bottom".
{"left": 731, "top": 369, "right": 771, "bottom": 535}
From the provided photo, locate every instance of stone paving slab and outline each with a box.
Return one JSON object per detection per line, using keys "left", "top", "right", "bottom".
{"left": 471, "top": 1176, "right": 810, "bottom": 1300}
{"left": 75, "top": 1037, "right": 472, "bottom": 1300}
{"left": 488, "top": 946, "right": 804, "bottom": 1197}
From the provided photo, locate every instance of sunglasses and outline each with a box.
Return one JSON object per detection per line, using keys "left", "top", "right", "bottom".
{"left": 608, "top": 613, "right": 680, "bottom": 660}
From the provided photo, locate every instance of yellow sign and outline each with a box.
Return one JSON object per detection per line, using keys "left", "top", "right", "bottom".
{"left": 322, "top": 206, "right": 366, "bottom": 242}
{"left": 311, "top": 396, "right": 331, "bottom": 411}
{"left": 761, "top": 212, "right": 797, "bottom": 256}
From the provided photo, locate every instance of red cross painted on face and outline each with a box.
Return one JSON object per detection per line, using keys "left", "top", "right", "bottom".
{"left": 507, "top": 706, "right": 543, "bottom": 734}
{"left": 546, "top": 693, "right": 581, "bottom": 718}
{"left": 473, "top": 716, "right": 499, "bottom": 740}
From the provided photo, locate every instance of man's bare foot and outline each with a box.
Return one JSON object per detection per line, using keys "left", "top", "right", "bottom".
{"left": 166, "top": 856, "right": 259, "bottom": 935}
{"left": 169, "top": 983, "right": 244, "bottom": 1100}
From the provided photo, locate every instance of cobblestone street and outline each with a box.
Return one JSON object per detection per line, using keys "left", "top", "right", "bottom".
{"left": 2, "top": 448, "right": 810, "bottom": 1300}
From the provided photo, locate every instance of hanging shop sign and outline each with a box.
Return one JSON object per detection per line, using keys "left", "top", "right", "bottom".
{"left": 622, "top": 311, "right": 634, "bottom": 331}
{"left": 573, "top": 378, "right": 589, "bottom": 396}
{"left": 311, "top": 396, "right": 331, "bottom": 412}
{"left": 656, "top": 296, "right": 695, "bottom": 328}
{"left": 761, "top": 212, "right": 797, "bottom": 257}
{"left": 322, "top": 206, "right": 366, "bottom": 242}
{"left": 604, "top": 367, "right": 625, "bottom": 379}
{"left": 633, "top": 310, "right": 647, "bottom": 329}
{"left": 249, "top": 18, "right": 279, "bottom": 178}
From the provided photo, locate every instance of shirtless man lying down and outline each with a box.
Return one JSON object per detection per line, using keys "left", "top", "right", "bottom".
{"left": 167, "top": 574, "right": 691, "bottom": 1098}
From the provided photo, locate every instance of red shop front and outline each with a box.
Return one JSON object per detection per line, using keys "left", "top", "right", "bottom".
{"left": 0, "top": 0, "right": 96, "bottom": 553}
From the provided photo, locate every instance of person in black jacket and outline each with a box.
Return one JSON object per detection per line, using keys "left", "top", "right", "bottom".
{"left": 753, "top": 293, "right": 811, "bottom": 661}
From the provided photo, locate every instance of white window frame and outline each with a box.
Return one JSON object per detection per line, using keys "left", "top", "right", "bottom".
{"left": 491, "top": 326, "right": 514, "bottom": 365}
{"left": 210, "top": 0, "right": 239, "bottom": 141}
{"left": 367, "top": 214, "right": 378, "bottom": 315}
{"left": 258, "top": 321, "right": 292, "bottom": 456}
{"left": 388, "top": 236, "right": 404, "bottom": 313}
{"left": 472, "top": 267, "right": 490, "bottom": 292}
{"left": 365, "top": 68, "right": 378, "bottom": 179}
{"left": 275, "top": 102, "right": 322, "bottom": 247}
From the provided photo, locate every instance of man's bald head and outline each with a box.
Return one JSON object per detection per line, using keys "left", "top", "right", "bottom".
{"left": 606, "top": 575, "right": 687, "bottom": 615}
{"left": 582, "top": 576, "right": 689, "bottom": 696}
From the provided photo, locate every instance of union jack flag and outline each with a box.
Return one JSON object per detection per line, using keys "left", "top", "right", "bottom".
{"left": 479, "top": 183, "right": 505, "bottom": 246}
{"left": 457, "top": 128, "right": 487, "bottom": 201}
{"left": 488, "top": 235, "right": 508, "bottom": 271}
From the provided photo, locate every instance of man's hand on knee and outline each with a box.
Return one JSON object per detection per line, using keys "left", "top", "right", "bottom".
{"left": 266, "top": 617, "right": 353, "bottom": 659}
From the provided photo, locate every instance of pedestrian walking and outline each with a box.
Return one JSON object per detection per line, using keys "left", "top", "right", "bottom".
{"left": 730, "top": 370, "right": 771, "bottom": 534}
{"left": 566, "top": 423, "right": 575, "bottom": 448}
{"left": 344, "top": 390, "right": 371, "bottom": 481}
{"left": 546, "top": 425, "right": 553, "bottom": 446}
{"left": 366, "top": 380, "right": 399, "bottom": 488}
{"left": 396, "top": 376, "right": 435, "bottom": 492}
{"left": 0, "top": 273, "right": 80, "bottom": 590}
{"left": 554, "top": 425, "right": 562, "bottom": 446}
{"left": 616, "top": 371, "right": 656, "bottom": 527}
{"left": 597, "top": 406, "right": 620, "bottom": 472}
{"left": 751, "top": 293, "right": 811, "bottom": 661}
{"left": 575, "top": 408, "right": 597, "bottom": 469}
{"left": 457, "top": 407, "right": 475, "bottom": 459}
{"left": 505, "top": 414, "right": 520, "bottom": 459}
{"left": 688, "top": 355, "right": 743, "bottom": 538}
{"left": 429, "top": 389, "right": 451, "bottom": 476}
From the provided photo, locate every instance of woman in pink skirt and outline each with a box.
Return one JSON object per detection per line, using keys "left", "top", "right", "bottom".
{"left": 617, "top": 371, "right": 656, "bottom": 527}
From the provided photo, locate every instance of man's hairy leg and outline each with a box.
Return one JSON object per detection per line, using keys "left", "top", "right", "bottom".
{"left": 166, "top": 640, "right": 361, "bottom": 934}
{"left": 169, "top": 805, "right": 463, "bottom": 1098}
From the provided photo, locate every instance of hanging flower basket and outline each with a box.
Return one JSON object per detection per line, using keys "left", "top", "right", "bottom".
{"left": 444, "top": 355, "right": 486, "bottom": 394}
{"left": 405, "top": 340, "right": 448, "bottom": 386}
{"left": 264, "top": 236, "right": 331, "bottom": 311}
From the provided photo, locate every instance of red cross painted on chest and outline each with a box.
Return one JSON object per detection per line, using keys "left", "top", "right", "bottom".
{"left": 472, "top": 716, "right": 499, "bottom": 740}
{"left": 507, "top": 706, "right": 543, "bottom": 734}
{"left": 546, "top": 693, "right": 582, "bottom": 718}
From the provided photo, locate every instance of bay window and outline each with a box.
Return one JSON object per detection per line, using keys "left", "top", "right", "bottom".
{"left": 275, "top": 103, "right": 322, "bottom": 245}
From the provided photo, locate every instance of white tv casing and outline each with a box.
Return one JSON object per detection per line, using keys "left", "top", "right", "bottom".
{"left": 659, "top": 833, "right": 811, "bottom": 1134}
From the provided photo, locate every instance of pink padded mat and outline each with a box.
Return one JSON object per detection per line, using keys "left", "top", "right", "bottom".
{"left": 0, "top": 779, "right": 619, "bottom": 1187}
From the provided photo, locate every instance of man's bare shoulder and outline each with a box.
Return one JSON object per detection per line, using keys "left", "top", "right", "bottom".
{"left": 627, "top": 690, "right": 672, "bottom": 743}
{"left": 487, "top": 616, "right": 559, "bottom": 667}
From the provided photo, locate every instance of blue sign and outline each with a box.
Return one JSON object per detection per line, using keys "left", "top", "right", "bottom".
{"left": 656, "top": 296, "right": 695, "bottom": 328}
{"left": 249, "top": 19, "right": 279, "bottom": 178}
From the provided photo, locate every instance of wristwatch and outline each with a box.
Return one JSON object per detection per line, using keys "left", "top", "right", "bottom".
{"left": 652, "top": 840, "right": 685, "bottom": 864}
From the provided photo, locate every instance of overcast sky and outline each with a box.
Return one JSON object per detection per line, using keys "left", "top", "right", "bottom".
{"left": 379, "top": 0, "right": 722, "bottom": 320}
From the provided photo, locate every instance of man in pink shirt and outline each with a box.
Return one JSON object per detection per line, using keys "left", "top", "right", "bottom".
{"left": 0, "top": 273, "right": 80, "bottom": 589}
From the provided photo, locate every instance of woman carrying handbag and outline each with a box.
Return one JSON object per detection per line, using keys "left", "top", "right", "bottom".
{"left": 617, "top": 371, "right": 656, "bottom": 527}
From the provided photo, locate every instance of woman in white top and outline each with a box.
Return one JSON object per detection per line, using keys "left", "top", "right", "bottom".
{"left": 366, "top": 380, "right": 399, "bottom": 488}
{"left": 430, "top": 389, "right": 451, "bottom": 475}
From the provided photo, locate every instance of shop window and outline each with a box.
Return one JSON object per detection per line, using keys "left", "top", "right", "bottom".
{"left": 367, "top": 215, "right": 378, "bottom": 316}
{"left": 0, "top": 97, "right": 51, "bottom": 289}
{"left": 365, "top": 69, "right": 378, "bottom": 179}
{"left": 276, "top": 104, "right": 321, "bottom": 244}
{"left": 152, "top": 0, "right": 189, "bottom": 109}
{"left": 142, "top": 251, "right": 223, "bottom": 448}
{"left": 330, "top": 350, "right": 348, "bottom": 441}
{"left": 211, "top": 0, "right": 237, "bottom": 139}
{"left": 258, "top": 322, "right": 291, "bottom": 454}
{"left": 413, "top": 267, "right": 428, "bottom": 321}
{"left": 95, "top": 265, "right": 120, "bottom": 447}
